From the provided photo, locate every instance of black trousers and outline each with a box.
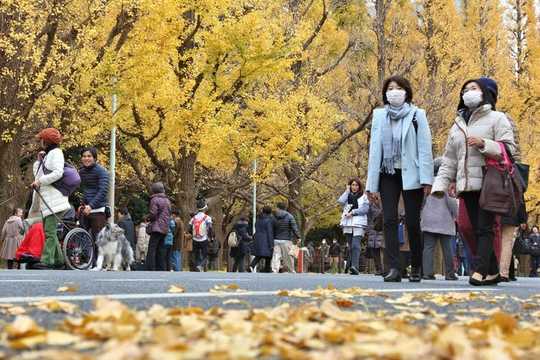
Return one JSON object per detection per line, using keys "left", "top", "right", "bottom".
{"left": 379, "top": 171, "right": 424, "bottom": 270}
{"left": 461, "top": 191, "right": 498, "bottom": 276}
{"left": 193, "top": 240, "right": 208, "bottom": 269}
{"left": 232, "top": 254, "right": 246, "bottom": 272}
{"left": 146, "top": 233, "right": 167, "bottom": 271}
{"left": 250, "top": 256, "right": 272, "bottom": 272}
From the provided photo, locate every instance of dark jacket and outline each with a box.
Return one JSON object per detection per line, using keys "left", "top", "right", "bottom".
{"left": 529, "top": 233, "right": 540, "bottom": 248}
{"left": 252, "top": 214, "right": 274, "bottom": 257}
{"left": 501, "top": 199, "right": 527, "bottom": 226}
{"left": 329, "top": 243, "right": 341, "bottom": 257}
{"left": 149, "top": 193, "right": 171, "bottom": 235}
{"left": 273, "top": 210, "right": 300, "bottom": 241}
{"left": 173, "top": 218, "right": 185, "bottom": 252}
{"left": 230, "top": 220, "right": 252, "bottom": 257}
{"left": 118, "top": 214, "right": 136, "bottom": 250}
{"left": 79, "top": 164, "right": 110, "bottom": 209}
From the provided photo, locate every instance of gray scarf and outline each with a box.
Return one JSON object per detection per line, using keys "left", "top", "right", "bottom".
{"left": 381, "top": 103, "right": 412, "bottom": 174}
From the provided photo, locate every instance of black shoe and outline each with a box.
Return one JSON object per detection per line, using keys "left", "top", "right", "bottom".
{"left": 445, "top": 273, "right": 458, "bottom": 281}
{"left": 374, "top": 270, "right": 383, "bottom": 276}
{"left": 484, "top": 274, "right": 501, "bottom": 286}
{"left": 384, "top": 268, "right": 402, "bottom": 282}
{"left": 510, "top": 276, "right": 518, "bottom": 281}
{"left": 469, "top": 273, "right": 485, "bottom": 286}
{"left": 350, "top": 267, "right": 360, "bottom": 275}
{"left": 422, "top": 275, "right": 436, "bottom": 280}
{"left": 499, "top": 276, "right": 510, "bottom": 282}
{"left": 32, "top": 262, "right": 53, "bottom": 270}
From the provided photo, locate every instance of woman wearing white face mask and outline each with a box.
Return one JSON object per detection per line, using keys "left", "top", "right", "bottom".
{"left": 366, "top": 76, "right": 434, "bottom": 283}
{"left": 432, "top": 79, "right": 517, "bottom": 286}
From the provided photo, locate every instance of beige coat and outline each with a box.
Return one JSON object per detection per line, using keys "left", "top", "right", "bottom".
{"left": 433, "top": 105, "right": 516, "bottom": 195}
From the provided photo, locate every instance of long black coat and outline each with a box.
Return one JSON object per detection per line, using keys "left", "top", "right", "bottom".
{"left": 118, "top": 215, "right": 136, "bottom": 250}
{"left": 251, "top": 215, "right": 274, "bottom": 257}
{"left": 230, "top": 221, "right": 252, "bottom": 257}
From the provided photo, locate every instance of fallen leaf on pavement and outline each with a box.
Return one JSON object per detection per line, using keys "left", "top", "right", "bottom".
{"left": 57, "top": 284, "right": 79, "bottom": 293}
{"left": 31, "top": 299, "right": 78, "bottom": 314}
{"left": 168, "top": 285, "right": 185, "bottom": 293}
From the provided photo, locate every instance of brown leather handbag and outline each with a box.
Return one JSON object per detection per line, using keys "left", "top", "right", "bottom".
{"left": 479, "top": 142, "right": 523, "bottom": 215}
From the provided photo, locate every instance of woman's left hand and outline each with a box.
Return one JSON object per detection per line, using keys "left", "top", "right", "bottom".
{"left": 422, "top": 184, "right": 432, "bottom": 197}
{"left": 345, "top": 212, "right": 353, "bottom": 218}
{"left": 467, "top": 137, "right": 485, "bottom": 149}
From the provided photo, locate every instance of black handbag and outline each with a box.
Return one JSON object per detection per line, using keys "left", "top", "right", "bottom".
{"left": 513, "top": 235, "right": 530, "bottom": 255}
{"left": 503, "top": 143, "right": 530, "bottom": 192}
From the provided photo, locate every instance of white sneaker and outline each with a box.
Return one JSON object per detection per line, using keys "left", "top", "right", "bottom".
{"left": 249, "top": 266, "right": 256, "bottom": 273}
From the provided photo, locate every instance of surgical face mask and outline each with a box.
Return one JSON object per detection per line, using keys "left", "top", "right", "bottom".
{"left": 462, "top": 90, "right": 483, "bottom": 108}
{"left": 386, "top": 89, "right": 407, "bottom": 107}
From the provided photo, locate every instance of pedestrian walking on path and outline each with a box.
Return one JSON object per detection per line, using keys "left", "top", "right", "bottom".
{"left": 432, "top": 78, "right": 517, "bottom": 286}
{"left": 0, "top": 208, "right": 24, "bottom": 269}
{"left": 189, "top": 199, "right": 214, "bottom": 272}
{"left": 230, "top": 216, "right": 252, "bottom": 272}
{"left": 366, "top": 76, "right": 434, "bottom": 283}
{"left": 170, "top": 210, "right": 185, "bottom": 271}
{"left": 250, "top": 206, "right": 274, "bottom": 273}
{"left": 28, "top": 128, "right": 72, "bottom": 270}
{"left": 421, "top": 158, "right": 458, "bottom": 280}
{"left": 145, "top": 182, "right": 171, "bottom": 271}
{"left": 338, "top": 178, "right": 369, "bottom": 275}
{"left": 529, "top": 226, "right": 540, "bottom": 277}
{"left": 366, "top": 200, "right": 384, "bottom": 276}
{"left": 271, "top": 202, "right": 300, "bottom": 273}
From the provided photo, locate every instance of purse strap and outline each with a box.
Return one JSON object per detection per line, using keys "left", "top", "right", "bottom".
{"left": 486, "top": 142, "right": 514, "bottom": 173}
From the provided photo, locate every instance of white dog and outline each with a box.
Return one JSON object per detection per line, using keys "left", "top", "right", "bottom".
{"left": 92, "top": 223, "right": 134, "bottom": 271}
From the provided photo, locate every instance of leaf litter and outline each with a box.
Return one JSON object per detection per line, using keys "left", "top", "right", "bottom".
{"left": 0, "top": 289, "right": 539, "bottom": 359}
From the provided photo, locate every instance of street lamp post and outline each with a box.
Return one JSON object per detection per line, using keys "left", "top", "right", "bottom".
{"left": 252, "top": 159, "right": 257, "bottom": 234}
{"left": 109, "top": 92, "right": 118, "bottom": 225}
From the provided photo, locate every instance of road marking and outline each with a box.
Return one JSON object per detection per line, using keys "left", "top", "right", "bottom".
{"left": 95, "top": 279, "right": 167, "bottom": 283}
{"left": 0, "top": 287, "right": 499, "bottom": 304}
{"left": 198, "top": 279, "right": 252, "bottom": 282}
{"left": 0, "top": 280, "right": 49, "bottom": 283}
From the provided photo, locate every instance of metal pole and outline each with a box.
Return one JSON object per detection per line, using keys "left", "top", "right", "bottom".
{"left": 109, "top": 93, "right": 118, "bottom": 225}
{"left": 252, "top": 159, "right": 257, "bottom": 234}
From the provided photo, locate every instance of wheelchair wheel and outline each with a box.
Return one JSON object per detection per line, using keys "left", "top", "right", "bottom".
{"left": 63, "top": 228, "right": 94, "bottom": 270}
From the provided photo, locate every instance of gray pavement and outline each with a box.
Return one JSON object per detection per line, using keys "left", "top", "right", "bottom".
{"left": 0, "top": 270, "right": 538, "bottom": 313}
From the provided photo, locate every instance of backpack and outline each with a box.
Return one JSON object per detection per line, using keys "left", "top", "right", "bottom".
{"left": 227, "top": 231, "right": 238, "bottom": 247}
{"left": 192, "top": 214, "right": 208, "bottom": 238}
{"left": 164, "top": 219, "right": 176, "bottom": 246}
{"left": 42, "top": 162, "right": 81, "bottom": 197}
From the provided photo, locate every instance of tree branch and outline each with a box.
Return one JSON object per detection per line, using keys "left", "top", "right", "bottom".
{"left": 303, "top": 0, "right": 328, "bottom": 51}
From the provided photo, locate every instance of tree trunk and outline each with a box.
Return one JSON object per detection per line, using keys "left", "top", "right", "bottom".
{"left": 174, "top": 148, "right": 197, "bottom": 224}
{"left": 0, "top": 141, "right": 28, "bottom": 224}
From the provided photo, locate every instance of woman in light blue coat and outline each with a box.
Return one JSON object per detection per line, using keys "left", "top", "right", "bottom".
{"left": 365, "top": 76, "right": 434, "bottom": 283}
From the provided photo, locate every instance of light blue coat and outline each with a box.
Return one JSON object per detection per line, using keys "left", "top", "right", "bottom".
{"left": 366, "top": 105, "right": 434, "bottom": 192}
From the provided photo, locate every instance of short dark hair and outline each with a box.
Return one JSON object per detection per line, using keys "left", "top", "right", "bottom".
{"left": 382, "top": 76, "right": 413, "bottom": 105}
{"left": 119, "top": 207, "right": 129, "bottom": 216}
{"left": 458, "top": 79, "right": 497, "bottom": 111}
{"left": 276, "top": 202, "right": 287, "bottom": 211}
{"left": 262, "top": 206, "right": 272, "bottom": 215}
{"left": 12, "top": 208, "right": 22, "bottom": 216}
{"left": 172, "top": 209, "right": 180, "bottom": 216}
{"left": 348, "top": 177, "right": 364, "bottom": 193}
{"left": 81, "top": 147, "right": 98, "bottom": 160}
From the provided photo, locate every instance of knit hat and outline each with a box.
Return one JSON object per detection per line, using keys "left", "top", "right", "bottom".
{"left": 477, "top": 77, "right": 498, "bottom": 103}
{"left": 196, "top": 198, "right": 208, "bottom": 212}
{"left": 36, "top": 128, "right": 62, "bottom": 145}
{"left": 151, "top": 182, "right": 165, "bottom": 194}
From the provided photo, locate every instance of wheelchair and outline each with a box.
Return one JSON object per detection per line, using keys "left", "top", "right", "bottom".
{"left": 57, "top": 208, "right": 95, "bottom": 270}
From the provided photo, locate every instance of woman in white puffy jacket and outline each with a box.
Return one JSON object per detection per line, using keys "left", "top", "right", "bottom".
{"left": 337, "top": 177, "right": 369, "bottom": 275}
{"left": 28, "top": 128, "right": 71, "bottom": 269}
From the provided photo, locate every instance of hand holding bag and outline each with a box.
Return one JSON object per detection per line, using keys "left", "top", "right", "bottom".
{"left": 479, "top": 142, "right": 523, "bottom": 215}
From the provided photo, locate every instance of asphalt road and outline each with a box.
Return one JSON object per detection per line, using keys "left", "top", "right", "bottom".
{"left": 0, "top": 270, "right": 539, "bottom": 313}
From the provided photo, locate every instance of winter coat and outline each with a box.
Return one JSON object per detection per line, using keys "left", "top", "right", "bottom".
{"left": 28, "top": 147, "right": 71, "bottom": 221}
{"left": 432, "top": 105, "right": 517, "bottom": 195}
{"left": 118, "top": 214, "right": 136, "bottom": 250}
{"left": 329, "top": 243, "right": 341, "bottom": 257}
{"left": 149, "top": 193, "right": 171, "bottom": 235}
{"left": 367, "top": 203, "right": 383, "bottom": 249}
{"left": 529, "top": 233, "right": 540, "bottom": 248}
{"left": 252, "top": 214, "right": 274, "bottom": 257}
{"left": 273, "top": 210, "right": 300, "bottom": 241}
{"left": 79, "top": 164, "right": 110, "bottom": 210}
{"left": 230, "top": 220, "right": 252, "bottom": 257}
{"left": 420, "top": 193, "right": 458, "bottom": 236}
{"left": 173, "top": 218, "right": 185, "bottom": 252}
{"left": 0, "top": 216, "right": 24, "bottom": 260}
{"left": 366, "top": 105, "right": 434, "bottom": 192}
{"left": 337, "top": 191, "right": 370, "bottom": 229}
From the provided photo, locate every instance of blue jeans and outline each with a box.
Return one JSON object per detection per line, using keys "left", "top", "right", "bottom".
{"left": 345, "top": 233, "right": 362, "bottom": 270}
{"left": 170, "top": 250, "right": 182, "bottom": 271}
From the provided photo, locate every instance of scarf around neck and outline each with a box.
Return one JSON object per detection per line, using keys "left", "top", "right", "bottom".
{"left": 347, "top": 191, "right": 361, "bottom": 211}
{"left": 382, "top": 103, "right": 412, "bottom": 174}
